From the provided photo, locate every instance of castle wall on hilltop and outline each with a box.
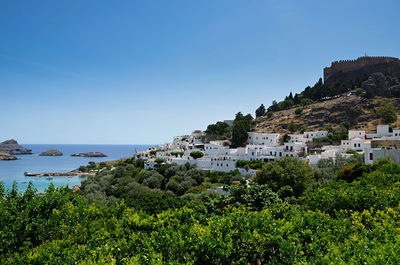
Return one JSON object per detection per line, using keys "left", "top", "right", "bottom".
{"left": 323, "top": 56, "right": 400, "bottom": 84}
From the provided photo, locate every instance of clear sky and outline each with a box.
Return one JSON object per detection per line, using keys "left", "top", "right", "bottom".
{"left": 1, "top": 0, "right": 399, "bottom": 144}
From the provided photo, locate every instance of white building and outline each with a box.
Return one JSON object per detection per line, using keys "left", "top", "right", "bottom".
{"left": 348, "top": 130, "right": 366, "bottom": 140}
{"left": 366, "top": 125, "right": 391, "bottom": 139}
{"left": 303, "top": 131, "right": 328, "bottom": 142}
{"left": 288, "top": 134, "right": 306, "bottom": 143}
{"left": 247, "top": 132, "right": 281, "bottom": 146}
{"left": 365, "top": 148, "right": 400, "bottom": 164}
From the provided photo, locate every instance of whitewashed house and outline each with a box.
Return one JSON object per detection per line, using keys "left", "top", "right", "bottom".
{"left": 303, "top": 131, "right": 328, "bottom": 142}
{"left": 365, "top": 148, "right": 400, "bottom": 164}
{"left": 348, "top": 130, "right": 366, "bottom": 140}
{"left": 247, "top": 132, "right": 281, "bottom": 146}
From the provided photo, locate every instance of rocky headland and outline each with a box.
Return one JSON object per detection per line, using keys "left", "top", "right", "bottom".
{"left": 71, "top": 152, "right": 107, "bottom": 157}
{"left": 0, "top": 151, "right": 18, "bottom": 160}
{"left": 40, "top": 149, "right": 63, "bottom": 156}
{"left": 0, "top": 139, "right": 32, "bottom": 155}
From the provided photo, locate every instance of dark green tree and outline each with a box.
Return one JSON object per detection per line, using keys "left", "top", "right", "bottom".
{"left": 255, "top": 104, "right": 266, "bottom": 118}
{"left": 376, "top": 99, "right": 398, "bottom": 124}
{"left": 288, "top": 121, "right": 297, "bottom": 133}
{"left": 231, "top": 119, "right": 251, "bottom": 147}
{"left": 235, "top": 112, "right": 244, "bottom": 121}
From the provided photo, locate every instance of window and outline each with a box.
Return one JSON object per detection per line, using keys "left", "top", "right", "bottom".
{"left": 354, "top": 144, "right": 357, "bottom": 147}
{"left": 369, "top": 153, "right": 373, "bottom": 161}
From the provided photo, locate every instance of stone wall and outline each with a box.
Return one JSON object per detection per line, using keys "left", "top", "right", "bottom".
{"left": 371, "top": 140, "right": 400, "bottom": 149}
{"left": 323, "top": 56, "right": 400, "bottom": 84}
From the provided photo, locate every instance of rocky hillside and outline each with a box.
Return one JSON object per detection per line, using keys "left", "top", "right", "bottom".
{"left": 253, "top": 92, "right": 400, "bottom": 134}
{"left": 0, "top": 152, "right": 17, "bottom": 160}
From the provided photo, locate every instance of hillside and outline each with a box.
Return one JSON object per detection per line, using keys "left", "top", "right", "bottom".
{"left": 253, "top": 92, "right": 400, "bottom": 134}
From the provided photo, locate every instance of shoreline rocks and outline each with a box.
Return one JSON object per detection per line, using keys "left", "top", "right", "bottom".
{"left": 40, "top": 149, "right": 63, "bottom": 156}
{"left": 0, "top": 151, "right": 18, "bottom": 160}
{"left": 0, "top": 139, "right": 32, "bottom": 155}
{"left": 71, "top": 152, "right": 107, "bottom": 157}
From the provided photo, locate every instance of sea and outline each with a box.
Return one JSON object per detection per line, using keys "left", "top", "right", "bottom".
{"left": 0, "top": 144, "right": 154, "bottom": 193}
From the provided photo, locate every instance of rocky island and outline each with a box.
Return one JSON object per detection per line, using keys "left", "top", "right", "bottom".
{"left": 0, "top": 139, "right": 32, "bottom": 155}
{"left": 40, "top": 149, "right": 63, "bottom": 156}
{"left": 71, "top": 152, "right": 107, "bottom": 157}
{"left": 0, "top": 151, "right": 17, "bottom": 160}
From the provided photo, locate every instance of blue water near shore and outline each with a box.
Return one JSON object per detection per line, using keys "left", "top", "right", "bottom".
{"left": 0, "top": 144, "right": 153, "bottom": 192}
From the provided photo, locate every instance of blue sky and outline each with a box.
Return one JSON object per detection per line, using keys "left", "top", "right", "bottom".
{"left": 1, "top": 0, "right": 399, "bottom": 144}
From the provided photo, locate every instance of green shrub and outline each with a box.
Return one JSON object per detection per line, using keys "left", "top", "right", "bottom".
{"left": 190, "top": 151, "right": 204, "bottom": 159}
{"left": 253, "top": 157, "right": 314, "bottom": 197}
{"left": 295, "top": 107, "right": 303, "bottom": 115}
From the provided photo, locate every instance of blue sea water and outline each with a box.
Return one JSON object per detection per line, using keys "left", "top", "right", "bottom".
{"left": 0, "top": 144, "right": 153, "bottom": 192}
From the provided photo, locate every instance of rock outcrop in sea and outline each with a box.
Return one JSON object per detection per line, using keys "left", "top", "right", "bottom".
{"left": 71, "top": 152, "right": 107, "bottom": 157}
{"left": 0, "top": 139, "right": 32, "bottom": 155}
{"left": 0, "top": 151, "right": 18, "bottom": 160}
{"left": 40, "top": 149, "right": 63, "bottom": 156}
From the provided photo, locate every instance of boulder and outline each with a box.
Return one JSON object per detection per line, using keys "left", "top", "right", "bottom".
{"left": 0, "top": 139, "right": 32, "bottom": 155}
{"left": 361, "top": 72, "right": 400, "bottom": 97}
{"left": 40, "top": 149, "right": 63, "bottom": 156}
{"left": 0, "top": 151, "right": 18, "bottom": 160}
{"left": 71, "top": 152, "right": 107, "bottom": 157}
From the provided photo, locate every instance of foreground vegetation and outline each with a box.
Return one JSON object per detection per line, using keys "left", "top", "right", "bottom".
{"left": 1, "top": 157, "right": 400, "bottom": 264}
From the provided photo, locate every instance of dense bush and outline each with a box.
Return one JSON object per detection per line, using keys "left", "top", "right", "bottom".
{"left": 1, "top": 182, "right": 400, "bottom": 264}
{"left": 253, "top": 157, "right": 314, "bottom": 197}
{"left": 295, "top": 107, "right": 303, "bottom": 115}
{"left": 301, "top": 158, "right": 400, "bottom": 216}
{"left": 190, "top": 151, "right": 204, "bottom": 159}
{"left": 236, "top": 159, "right": 266, "bottom": 169}
{"left": 2, "top": 158, "right": 400, "bottom": 263}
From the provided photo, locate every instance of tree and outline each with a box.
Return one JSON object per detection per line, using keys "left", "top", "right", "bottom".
{"left": 300, "top": 98, "right": 313, "bottom": 106}
{"left": 376, "top": 99, "right": 398, "bottom": 124}
{"left": 253, "top": 157, "right": 314, "bottom": 197}
{"left": 288, "top": 121, "right": 297, "bottom": 133}
{"left": 255, "top": 104, "right": 266, "bottom": 118}
{"left": 235, "top": 112, "right": 244, "bottom": 121}
{"left": 205, "top": 121, "right": 231, "bottom": 138}
{"left": 231, "top": 119, "right": 251, "bottom": 147}
{"left": 190, "top": 151, "right": 204, "bottom": 159}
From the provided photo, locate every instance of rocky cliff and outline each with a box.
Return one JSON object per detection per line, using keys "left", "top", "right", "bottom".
{"left": 253, "top": 92, "right": 400, "bottom": 134}
{"left": 0, "top": 139, "right": 32, "bottom": 155}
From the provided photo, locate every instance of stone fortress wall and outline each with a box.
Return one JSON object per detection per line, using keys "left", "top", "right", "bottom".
{"left": 323, "top": 56, "right": 400, "bottom": 84}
